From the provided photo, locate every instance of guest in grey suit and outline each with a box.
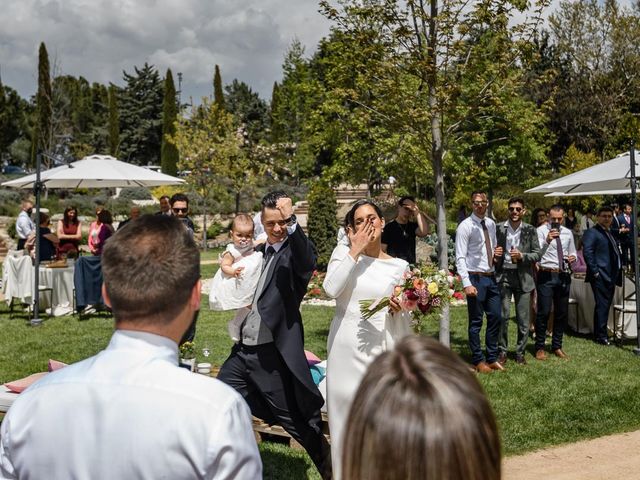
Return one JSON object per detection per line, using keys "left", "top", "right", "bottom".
{"left": 496, "top": 197, "right": 541, "bottom": 365}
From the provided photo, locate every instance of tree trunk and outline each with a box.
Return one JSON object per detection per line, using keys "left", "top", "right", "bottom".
{"left": 202, "top": 195, "right": 208, "bottom": 252}
{"left": 235, "top": 191, "right": 241, "bottom": 215}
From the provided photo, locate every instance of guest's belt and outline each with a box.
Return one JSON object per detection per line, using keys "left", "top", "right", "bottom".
{"left": 469, "top": 271, "right": 495, "bottom": 276}
{"left": 539, "top": 267, "right": 563, "bottom": 273}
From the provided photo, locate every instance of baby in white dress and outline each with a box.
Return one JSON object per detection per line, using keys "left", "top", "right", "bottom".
{"left": 209, "top": 214, "right": 263, "bottom": 342}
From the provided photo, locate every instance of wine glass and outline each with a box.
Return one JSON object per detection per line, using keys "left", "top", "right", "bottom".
{"left": 202, "top": 344, "right": 211, "bottom": 359}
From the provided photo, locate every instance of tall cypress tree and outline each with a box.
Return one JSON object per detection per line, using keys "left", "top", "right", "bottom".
{"left": 269, "top": 81, "right": 281, "bottom": 142}
{"left": 213, "top": 64, "right": 225, "bottom": 109}
{"left": 161, "top": 68, "right": 179, "bottom": 175}
{"left": 107, "top": 84, "right": 119, "bottom": 156}
{"left": 35, "top": 42, "right": 52, "bottom": 165}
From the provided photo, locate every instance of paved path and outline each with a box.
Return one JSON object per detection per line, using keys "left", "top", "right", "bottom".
{"left": 504, "top": 430, "right": 640, "bottom": 479}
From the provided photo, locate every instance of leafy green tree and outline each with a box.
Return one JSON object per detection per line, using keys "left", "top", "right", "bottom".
{"left": 35, "top": 42, "right": 53, "bottom": 166}
{"left": 0, "top": 81, "right": 30, "bottom": 159}
{"left": 213, "top": 64, "right": 225, "bottom": 110}
{"left": 161, "top": 69, "right": 179, "bottom": 175}
{"left": 108, "top": 84, "right": 120, "bottom": 156}
{"left": 224, "top": 79, "right": 269, "bottom": 144}
{"left": 119, "top": 63, "right": 164, "bottom": 165}
{"left": 307, "top": 181, "right": 338, "bottom": 269}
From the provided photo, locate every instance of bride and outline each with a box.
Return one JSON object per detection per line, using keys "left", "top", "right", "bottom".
{"left": 323, "top": 199, "right": 412, "bottom": 479}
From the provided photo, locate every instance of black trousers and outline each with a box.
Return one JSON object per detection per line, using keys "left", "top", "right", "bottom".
{"left": 218, "top": 343, "right": 331, "bottom": 479}
{"left": 535, "top": 271, "right": 570, "bottom": 351}
{"left": 590, "top": 278, "right": 616, "bottom": 342}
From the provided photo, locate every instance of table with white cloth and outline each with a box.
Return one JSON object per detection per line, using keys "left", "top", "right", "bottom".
{"left": 38, "top": 264, "right": 75, "bottom": 316}
{"left": 568, "top": 274, "right": 637, "bottom": 338}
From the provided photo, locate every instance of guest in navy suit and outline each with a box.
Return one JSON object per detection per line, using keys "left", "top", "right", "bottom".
{"left": 583, "top": 206, "right": 623, "bottom": 346}
{"left": 617, "top": 203, "right": 635, "bottom": 270}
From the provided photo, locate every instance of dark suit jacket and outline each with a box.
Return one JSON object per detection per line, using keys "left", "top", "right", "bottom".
{"left": 617, "top": 213, "right": 635, "bottom": 245}
{"left": 255, "top": 226, "right": 323, "bottom": 418}
{"left": 582, "top": 225, "right": 622, "bottom": 286}
{"left": 495, "top": 221, "right": 541, "bottom": 293}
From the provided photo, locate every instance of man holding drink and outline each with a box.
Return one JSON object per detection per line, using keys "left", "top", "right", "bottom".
{"left": 535, "top": 205, "right": 577, "bottom": 360}
{"left": 495, "top": 198, "right": 541, "bottom": 365}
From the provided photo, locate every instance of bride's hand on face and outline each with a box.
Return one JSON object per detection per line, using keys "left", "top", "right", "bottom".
{"left": 348, "top": 218, "right": 375, "bottom": 257}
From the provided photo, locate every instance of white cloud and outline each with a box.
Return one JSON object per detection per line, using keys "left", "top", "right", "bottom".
{"left": 0, "top": 0, "right": 331, "bottom": 101}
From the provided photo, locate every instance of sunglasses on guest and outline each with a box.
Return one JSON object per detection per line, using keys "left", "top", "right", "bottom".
{"left": 508, "top": 207, "right": 523, "bottom": 212}
{"left": 172, "top": 207, "right": 188, "bottom": 214}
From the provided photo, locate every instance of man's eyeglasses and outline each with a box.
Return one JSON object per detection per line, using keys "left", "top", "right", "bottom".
{"left": 172, "top": 207, "right": 188, "bottom": 214}
{"left": 472, "top": 201, "right": 488, "bottom": 206}
{"left": 508, "top": 207, "right": 523, "bottom": 212}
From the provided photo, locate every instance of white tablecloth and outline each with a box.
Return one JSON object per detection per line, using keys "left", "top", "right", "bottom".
{"left": 39, "top": 265, "right": 75, "bottom": 316}
{"left": 568, "top": 274, "right": 637, "bottom": 338}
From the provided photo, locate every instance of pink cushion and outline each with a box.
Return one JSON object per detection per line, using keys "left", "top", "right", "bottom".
{"left": 48, "top": 359, "right": 68, "bottom": 372}
{"left": 305, "top": 350, "right": 322, "bottom": 365}
{"left": 4, "top": 372, "right": 48, "bottom": 393}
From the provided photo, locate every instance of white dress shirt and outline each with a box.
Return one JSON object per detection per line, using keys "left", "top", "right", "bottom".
{"left": 0, "top": 330, "right": 262, "bottom": 480}
{"left": 537, "top": 224, "right": 576, "bottom": 269}
{"left": 503, "top": 221, "right": 523, "bottom": 264}
{"left": 455, "top": 213, "right": 497, "bottom": 288}
{"left": 15, "top": 211, "right": 34, "bottom": 240}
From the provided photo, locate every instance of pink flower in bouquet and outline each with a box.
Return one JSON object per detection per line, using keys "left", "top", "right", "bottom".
{"left": 401, "top": 298, "right": 418, "bottom": 311}
{"left": 413, "top": 277, "right": 425, "bottom": 290}
{"left": 394, "top": 285, "right": 404, "bottom": 297}
{"left": 403, "top": 270, "right": 413, "bottom": 280}
{"left": 431, "top": 297, "right": 442, "bottom": 307}
{"left": 405, "top": 288, "right": 419, "bottom": 301}
{"left": 453, "top": 292, "right": 464, "bottom": 300}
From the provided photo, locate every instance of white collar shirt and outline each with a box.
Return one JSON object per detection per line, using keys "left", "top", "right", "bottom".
{"left": 503, "top": 221, "right": 523, "bottom": 264}
{"left": 455, "top": 213, "right": 497, "bottom": 288}
{"left": 537, "top": 224, "right": 577, "bottom": 269}
{"left": 15, "top": 211, "right": 34, "bottom": 240}
{"left": 0, "top": 330, "right": 262, "bottom": 480}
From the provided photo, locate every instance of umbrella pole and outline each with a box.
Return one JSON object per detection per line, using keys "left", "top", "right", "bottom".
{"left": 32, "top": 152, "right": 43, "bottom": 326}
{"left": 629, "top": 144, "right": 640, "bottom": 355}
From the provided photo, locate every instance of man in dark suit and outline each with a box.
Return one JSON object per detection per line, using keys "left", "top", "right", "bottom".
{"left": 583, "top": 206, "right": 623, "bottom": 346}
{"left": 218, "top": 191, "right": 331, "bottom": 479}
{"left": 495, "top": 197, "right": 541, "bottom": 365}
{"left": 617, "top": 203, "right": 635, "bottom": 270}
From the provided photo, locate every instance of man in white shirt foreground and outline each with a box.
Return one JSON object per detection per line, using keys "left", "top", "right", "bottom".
{"left": 0, "top": 215, "right": 262, "bottom": 480}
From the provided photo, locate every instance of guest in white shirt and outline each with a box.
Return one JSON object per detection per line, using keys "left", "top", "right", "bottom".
{"left": 455, "top": 191, "right": 504, "bottom": 374}
{"left": 534, "top": 205, "right": 576, "bottom": 361}
{"left": 0, "top": 215, "right": 262, "bottom": 480}
{"left": 15, "top": 200, "right": 34, "bottom": 250}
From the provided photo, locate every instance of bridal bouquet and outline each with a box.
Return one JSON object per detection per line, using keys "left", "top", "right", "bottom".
{"left": 360, "top": 265, "right": 454, "bottom": 333}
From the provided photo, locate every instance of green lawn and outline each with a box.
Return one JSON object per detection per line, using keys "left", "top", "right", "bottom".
{"left": 2, "top": 281, "right": 640, "bottom": 478}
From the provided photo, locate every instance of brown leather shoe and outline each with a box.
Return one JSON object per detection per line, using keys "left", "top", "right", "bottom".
{"left": 553, "top": 349, "right": 569, "bottom": 359}
{"left": 475, "top": 361, "right": 493, "bottom": 374}
{"left": 498, "top": 352, "right": 508, "bottom": 365}
{"left": 515, "top": 354, "right": 527, "bottom": 365}
{"left": 535, "top": 349, "right": 547, "bottom": 361}
{"left": 488, "top": 361, "right": 506, "bottom": 371}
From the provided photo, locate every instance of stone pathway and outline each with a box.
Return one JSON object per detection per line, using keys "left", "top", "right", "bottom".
{"left": 503, "top": 430, "right": 640, "bottom": 479}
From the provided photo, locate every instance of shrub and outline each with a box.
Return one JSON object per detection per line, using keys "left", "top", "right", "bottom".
{"left": 0, "top": 190, "right": 23, "bottom": 216}
{"left": 118, "top": 187, "right": 152, "bottom": 200}
{"left": 207, "top": 221, "right": 229, "bottom": 239}
{"left": 307, "top": 181, "right": 338, "bottom": 270}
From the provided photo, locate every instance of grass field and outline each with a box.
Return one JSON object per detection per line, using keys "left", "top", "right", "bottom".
{"left": 2, "top": 268, "right": 640, "bottom": 478}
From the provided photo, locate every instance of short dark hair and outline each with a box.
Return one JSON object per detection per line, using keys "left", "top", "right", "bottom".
{"left": 398, "top": 196, "right": 415, "bottom": 206}
{"left": 549, "top": 204, "right": 565, "bottom": 214}
{"left": 345, "top": 199, "right": 384, "bottom": 230}
{"left": 610, "top": 203, "right": 619, "bottom": 209}
{"left": 507, "top": 197, "right": 525, "bottom": 208}
{"left": 159, "top": 195, "right": 170, "bottom": 202}
{"left": 597, "top": 206, "right": 614, "bottom": 215}
{"left": 261, "top": 190, "right": 288, "bottom": 211}
{"left": 102, "top": 215, "right": 200, "bottom": 325}
{"left": 170, "top": 193, "right": 189, "bottom": 208}
{"left": 470, "top": 190, "right": 487, "bottom": 199}
{"left": 98, "top": 209, "right": 113, "bottom": 225}
{"left": 38, "top": 212, "right": 50, "bottom": 225}
{"left": 342, "top": 336, "right": 501, "bottom": 480}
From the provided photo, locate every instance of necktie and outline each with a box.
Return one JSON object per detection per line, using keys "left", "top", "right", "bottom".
{"left": 480, "top": 220, "right": 493, "bottom": 268}
{"left": 605, "top": 230, "right": 621, "bottom": 269}
{"left": 555, "top": 235, "right": 564, "bottom": 271}
{"left": 262, "top": 246, "right": 275, "bottom": 272}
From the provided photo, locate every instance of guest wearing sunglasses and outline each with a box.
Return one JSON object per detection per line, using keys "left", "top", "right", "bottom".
{"left": 381, "top": 195, "right": 433, "bottom": 265}
{"left": 170, "top": 193, "right": 195, "bottom": 237}
{"left": 495, "top": 198, "right": 541, "bottom": 365}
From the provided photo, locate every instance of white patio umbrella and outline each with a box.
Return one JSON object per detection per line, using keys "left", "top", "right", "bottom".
{"left": 525, "top": 151, "right": 637, "bottom": 195}
{"left": 2, "top": 154, "right": 185, "bottom": 189}
{"left": 1, "top": 154, "right": 185, "bottom": 326}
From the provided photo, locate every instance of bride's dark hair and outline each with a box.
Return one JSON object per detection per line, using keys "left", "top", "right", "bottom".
{"left": 345, "top": 200, "right": 384, "bottom": 230}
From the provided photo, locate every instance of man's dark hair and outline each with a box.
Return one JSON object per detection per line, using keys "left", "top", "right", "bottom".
{"left": 345, "top": 200, "right": 384, "bottom": 230}
{"left": 102, "top": 215, "right": 200, "bottom": 325}
{"left": 610, "top": 203, "right": 619, "bottom": 210}
{"left": 261, "top": 191, "right": 288, "bottom": 211}
{"left": 549, "top": 204, "right": 565, "bottom": 213}
{"left": 398, "top": 195, "right": 415, "bottom": 206}
{"left": 597, "top": 206, "right": 614, "bottom": 215}
{"left": 624, "top": 203, "right": 632, "bottom": 209}
{"left": 470, "top": 190, "right": 487, "bottom": 199}
{"left": 507, "top": 197, "right": 525, "bottom": 208}
{"left": 160, "top": 195, "right": 170, "bottom": 202}
{"left": 170, "top": 193, "right": 189, "bottom": 208}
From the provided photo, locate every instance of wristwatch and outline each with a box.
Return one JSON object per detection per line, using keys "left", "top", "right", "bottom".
{"left": 285, "top": 214, "right": 297, "bottom": 226}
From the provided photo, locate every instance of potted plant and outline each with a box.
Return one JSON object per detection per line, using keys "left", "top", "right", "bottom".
{"left": 179, "top": 341, "right": 196, "bottom": 371}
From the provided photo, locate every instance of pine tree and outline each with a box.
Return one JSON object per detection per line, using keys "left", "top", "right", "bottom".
{"left": 108, "top": 84, "right": 119, "bottom": 156}
{"left": 269, "top": 82, "right": 281, "bottom": 141}
{"left": 161, "top": 68, "right": 179, "bottom": 176}
{"left": 35, "top": 42, "right": 53, "bottom": 165}
{"left": 213, "top": 64, "right": 225, "bottom": 109}
{"left": 307, "top": 181, "right": 338, "bottom": 270}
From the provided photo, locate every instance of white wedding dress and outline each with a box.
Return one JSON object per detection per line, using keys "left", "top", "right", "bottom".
{"left": 323, "top": 244, "right": 411, "bottom": 479}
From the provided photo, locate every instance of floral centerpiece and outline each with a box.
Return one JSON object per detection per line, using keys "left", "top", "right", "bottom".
{"left": 360, "top": 264, "right": 455, "bottom": 333}
{"left": 179, "top": 341, "right": 197, "bottom": 371}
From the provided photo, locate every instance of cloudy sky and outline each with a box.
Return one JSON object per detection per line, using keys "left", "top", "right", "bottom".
{"left": 0, "top": 0, "right": 332, "bottom": 102}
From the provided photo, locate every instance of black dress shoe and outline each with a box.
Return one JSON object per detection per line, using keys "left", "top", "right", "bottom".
{"left": 596, "top": 338, "right": 611, "bottom": 346}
